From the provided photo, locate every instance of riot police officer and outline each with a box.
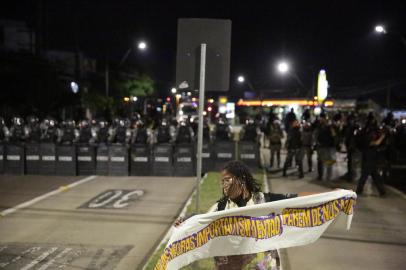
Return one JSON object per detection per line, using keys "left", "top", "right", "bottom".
{"left": 9, "top": 116, "right": 26, "bottom": 143}
{"left": 156, "top": 118, "right": 171, "bottom": 144}
{"left": 175, "top": 120, "right": 194, "bottom": 144}
{"left": 96, "top": 119, "right": 111, "bottom": 144}
{"left": 215, "top": 118, "right": 231, "bottom": 141}
{"left": 78, "top": 119, "right": 96, "bottom": 144}
{"left": 132, "top": 119, "right": 150, "bottom": 145}
{"left": 112, "top": 118, "right": 130, "bottom": 144}
{"left": 0, "top": 117, "right": 10, "bottom": 142}
{"left": 59, "top": 119, "right": 78, "bottom": 145}
{"left": 241, "top": 118, "right": 258, "bottom": 142}
{"left": 41, "top": 117, "right": 59, "bottom": 143}
{"left": 26, "top": 115, "right": 42, "bottom": 143}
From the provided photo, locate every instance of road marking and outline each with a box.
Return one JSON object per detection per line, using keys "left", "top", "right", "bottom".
{"left": 21, "top": 247, "right": 58, "bottom": 270}
{"left": 0, "top": 247, "right": 41, "bottom": 268}
{"left": 0, "top": 175, "right": 97, "bottom": 217}
{"left": 37, "top": 248, "right": 72, "bottom": 270}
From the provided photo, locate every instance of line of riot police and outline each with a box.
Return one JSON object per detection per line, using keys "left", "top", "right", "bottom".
{"left": 0, "top": 115, "right": 261, "bottom": 176}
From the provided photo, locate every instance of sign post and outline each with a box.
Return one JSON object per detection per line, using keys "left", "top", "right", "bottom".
{"left": 196, "top": 44, "right": 206, "bottom": 213}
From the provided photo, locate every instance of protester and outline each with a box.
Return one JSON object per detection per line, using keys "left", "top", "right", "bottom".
{"left": 175, "top": 160, "right": 323, "bottom": 270}
{"left": 283, "top": 119, "right": 304, "bottom": 178}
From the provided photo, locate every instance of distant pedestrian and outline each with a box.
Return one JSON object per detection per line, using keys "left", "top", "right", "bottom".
{"left": 283, "top": 120, "right": 304, "bottom": 178}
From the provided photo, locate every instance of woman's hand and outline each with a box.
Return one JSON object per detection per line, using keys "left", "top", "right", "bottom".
{"left": 174, "top": 217, "right": 185, "bottom": 227}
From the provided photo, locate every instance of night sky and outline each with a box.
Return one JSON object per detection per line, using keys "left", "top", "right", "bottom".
{"left": 2, "top": 0, "right": 406, "bottom": 104}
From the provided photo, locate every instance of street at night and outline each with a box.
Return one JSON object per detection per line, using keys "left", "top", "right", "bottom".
{"left": 1, "top": 1, "right": 406, "bottom": 269}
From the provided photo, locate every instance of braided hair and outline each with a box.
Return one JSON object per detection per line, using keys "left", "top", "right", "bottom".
{"left": 223, "top": 160, "right": 261, "bottom": 193}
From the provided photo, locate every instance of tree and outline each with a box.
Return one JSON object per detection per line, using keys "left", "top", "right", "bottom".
{"left": 112, "top": 71, "right": 155, "bottom": 98}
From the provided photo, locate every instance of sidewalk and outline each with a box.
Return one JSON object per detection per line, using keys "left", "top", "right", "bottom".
{"left": 266, "top": 158, "right": 406, "bottom": 270}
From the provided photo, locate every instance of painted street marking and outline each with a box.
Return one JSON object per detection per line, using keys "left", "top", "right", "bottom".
{"left": 0, "top": 244, "right": 132, "bottom": 270}
{"left": 80, "top": 189, "right": 144, "bottom": 209}
{"left": 20, "top": 247, "right": 58, "bottom": 270}
{"left": 37, "top": 248, "right": 72, "bottom": 270}
{"left": 0, "top": 175, "right": 97, "bottom": 217}
{"left": 0, "top": 246, "right": 41, "bottom": 268}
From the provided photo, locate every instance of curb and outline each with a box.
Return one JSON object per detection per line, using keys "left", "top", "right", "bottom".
{"left": 142, "top": 173, "right": 208, "bottom": 270}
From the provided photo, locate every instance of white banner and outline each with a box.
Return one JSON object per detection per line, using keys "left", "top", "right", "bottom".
{"left": 155, "top": 189, "right": 356, "bottom": 270}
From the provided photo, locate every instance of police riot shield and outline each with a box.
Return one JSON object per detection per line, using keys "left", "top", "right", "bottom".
{"left": 200, "top": 142, "right": 214, "bottom": 174}
{"left": 5, "top": 144, "right": 25, "bottom": 175}
{"left": 130, "top": 144, "right": 151, "bottom": 176}
{"left": 25, "top": 143, "right": 40, "bottom": 175}
{"left": 40, "top": 143, "right": 56, "bottom": 175}
{"left": 214, "top": 141, "right": 236, "bottom": 171}
{"left": 96, "top": 144, "right": 109, "bottom": 175}
{"left": 238, "top": 141, "right": 260, "bottom": 172}
{"left": 77, "top": 144, "right": 96, "bottom": 175}
{"left": 174, "top": 143, "right": 195, "bottom": 176}
{"left": 56, "top": 145, "right": 77, "bottom": 176}
{"left": 152, "top": 143, "right": 173, "bottom": 176}
{"left": 108, "top": 145, "right": 129, "bottom": 176}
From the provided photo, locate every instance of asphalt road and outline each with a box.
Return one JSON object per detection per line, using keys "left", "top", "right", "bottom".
{"left": 0, "top": 175, "right": 196, "bottom": 270}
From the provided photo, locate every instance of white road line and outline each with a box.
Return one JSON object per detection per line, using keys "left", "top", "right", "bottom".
{"left": 0, "top": 175, "right": 97, "bottom": 217}
{"left": 21, "top": 247, "right": 58, "bottom": 270}
{"left": 0, "top": 247, "right": 41, "bottom": 268}
{"left": 37, "top": 248, "right": 72, "bottom": 270}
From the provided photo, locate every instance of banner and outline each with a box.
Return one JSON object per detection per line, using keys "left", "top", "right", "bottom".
{"left": 154, "top": 189, "right": 356, "bottom": 270}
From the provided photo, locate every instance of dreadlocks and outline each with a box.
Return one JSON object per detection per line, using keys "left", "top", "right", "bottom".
{"left": 223, "top": 160, "right": 261, "bottom": 193}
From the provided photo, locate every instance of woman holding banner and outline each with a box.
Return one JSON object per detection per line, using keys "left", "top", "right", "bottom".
{"left": 176, "top": 160, "right": 318, "bottom": 270}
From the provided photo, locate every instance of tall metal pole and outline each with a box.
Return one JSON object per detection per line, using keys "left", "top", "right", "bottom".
{"left": 196, "top": 44, "right": 206, "bottom": 213}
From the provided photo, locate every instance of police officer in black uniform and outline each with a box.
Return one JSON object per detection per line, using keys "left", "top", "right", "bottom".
{"left": 215, "top": 118, "right": 231, "bottom": 142}
{"left": 241, "top": 118, "right": 257, "bottom": 142}
{"left": 283, "top": 119, "right": 304, "bottom": 178}
{"left": 78, "top": 119, "right": 94, "bottom": 144}
{"left": 0, "top": 117, "right": 9, "bottom": 143}
{"left": 59, "top": 119, "right": 77, "bottom": 145}
{"left": 356, "top": 124, "right": 387, "bottom": 197}
{"left": 156, "top": 118, "right": 171, "bottom": 144}
{"left": 96, "top": 119, "right": 111, "bottom": 144}
{"left": 9, "top": 116, "right": 26, "bottom": 143}
{"left": 26, "top": 115, "right": 42, "bottom": 143}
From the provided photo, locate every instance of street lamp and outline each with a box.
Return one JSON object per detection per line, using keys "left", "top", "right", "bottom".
{"left": 171, "top": 87, "right": 177, "bottom": 94}
{"left": 137, "top": 41, "right": 147, "bottom": 51}
{"left": 277, "top": 61, "right": 289, "bottom": 74}
{"left": 105, "top": 39, "right": 149, "bottom": 99}
{"left": 237, "top": 75, "right": 245, "bottom": 83}
{"left": 119, "top": 40, "right": 148, "bottom": 66}
{"left": 275, "top": 61, "right": 305, "bottom": 88}
{"left": 375, "top": 25, "right": 387, "bottom": 34}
